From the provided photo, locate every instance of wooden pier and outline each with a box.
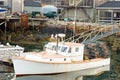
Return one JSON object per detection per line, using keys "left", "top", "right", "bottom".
{"left": 0, "top": 16, "right": 49, "bottom": 42}
{"left": 0, "top": 17, "right": 49, "bottom": 30}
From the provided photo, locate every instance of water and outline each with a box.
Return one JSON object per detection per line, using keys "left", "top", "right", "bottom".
{"left": 15, "top": 73, "right": 88, "bottom": 80}
{"left": 16, "top": 75, "right": 74, "bottom": 80}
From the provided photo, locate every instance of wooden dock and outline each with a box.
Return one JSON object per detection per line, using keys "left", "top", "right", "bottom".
{"left": 0, "top": 17, "right": 49, "bottom": 30}
{"left": 0, "top": 17, "right": 49, "bottom": 21}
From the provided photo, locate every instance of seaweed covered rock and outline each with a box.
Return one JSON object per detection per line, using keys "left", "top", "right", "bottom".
{"left": 84, "top": 41, "right": 110, "bottom": 60}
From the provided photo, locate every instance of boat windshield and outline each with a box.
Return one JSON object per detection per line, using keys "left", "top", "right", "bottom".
{"left": 61, "top": 46, "right": 67, "bottom": 52}
{"left": 68, "top": 47, "right": 71, "bottom": 53}
{"left": 45, "top": 44, "right": 52, "bottom": 50}
{"left": 52, "top": 45, "right": 56, "bottom": 50}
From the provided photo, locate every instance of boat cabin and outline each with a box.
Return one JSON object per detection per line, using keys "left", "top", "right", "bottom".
{"left": 45, "top": 42, "right": 84, "bottom": 61}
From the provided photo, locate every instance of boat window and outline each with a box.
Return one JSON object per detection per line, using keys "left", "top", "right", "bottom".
{"left": 52, "top": 45, "right": 56, "bottom": 50}
{"left": 55, "top": 46, "right": 60, "bottom": 51}
{"left": 61, "top": 47, "right": 67, "bottom": 52}
{"left": 45, "top": 44, "right": 52, "bottom": 50}
{"left": 75, "top": 47, "right": 79, "bottom": 52}
{"left": 57, "top": 46, "right": 61, "bottom": 51}
{"left": 15, "top": 49, "right": 22, "bottom": 51}
{"left": 68, "top": 47, "right": 71, "bottom": 53}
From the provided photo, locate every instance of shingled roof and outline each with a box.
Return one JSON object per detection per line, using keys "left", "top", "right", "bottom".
{"left": 96, "top": 1, "right": 120, "bottom": 9}
{"left": 24, "top": 0, "right": 41, "bottom": 7}
{"left": 41, "top": 0, "right": 52, "bottom": 5}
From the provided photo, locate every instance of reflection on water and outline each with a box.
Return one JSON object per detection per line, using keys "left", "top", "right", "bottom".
{"left": 16, "top": 69, "right": 84, "bottom": 80}
{"left": 16, "top": 73, "right": 79, "bottom": 80}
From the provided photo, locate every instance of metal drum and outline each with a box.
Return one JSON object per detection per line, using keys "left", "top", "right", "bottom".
{"left": 20, "top": 14, "right": 28, "bottom": 28}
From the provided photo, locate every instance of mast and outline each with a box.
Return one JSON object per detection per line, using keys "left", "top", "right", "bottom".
{"left": 21, "top": 0, "right": 24, "bottom": 13}
{"left": 73, "top": 0, "right": 81, "bottom": 41}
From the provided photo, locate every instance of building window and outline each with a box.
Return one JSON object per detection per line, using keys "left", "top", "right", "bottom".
{"left": 75, "top": 47, "right": 79, "bottom": 52}
{"left": 69, "top": 0, "right": 74, "bottom": 5}
{"left": 0, "top": 1, "right": 4, "bottom": 6}
{"left": 82, "top": 0, "right": 93, "bottom": 6}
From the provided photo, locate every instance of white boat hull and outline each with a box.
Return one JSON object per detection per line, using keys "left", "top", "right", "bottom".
{"left": 12, "top": 58, "right": 110, "bottom": 76}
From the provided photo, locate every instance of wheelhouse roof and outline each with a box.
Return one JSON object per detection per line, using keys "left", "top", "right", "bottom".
{"left": 24, "top": 0, "right": 41, "bottom": 7}
{"left": 49, "top": 42, "right": 84, "bottom": 47}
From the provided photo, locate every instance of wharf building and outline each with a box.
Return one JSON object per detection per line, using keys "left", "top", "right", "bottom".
{"left": 0, "top": 0, "right": 120, "bottom": 23}
{"left": 41, "top": 0, "right": 120, "bottom": 23}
